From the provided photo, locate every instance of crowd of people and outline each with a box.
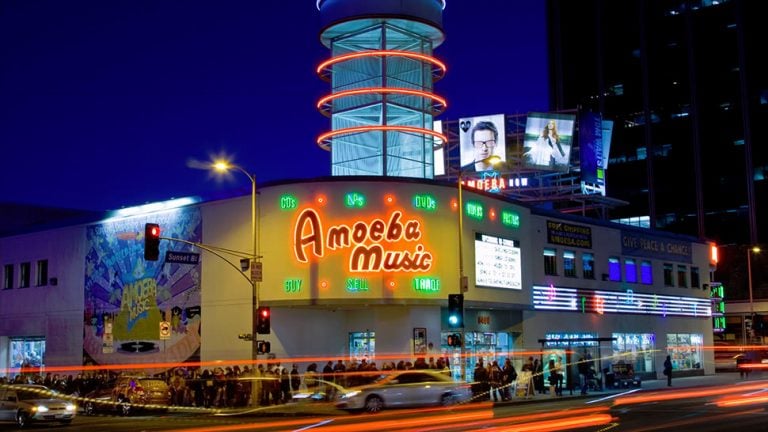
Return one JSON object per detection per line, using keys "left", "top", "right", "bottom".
{"left": 0, "top": 356, "right": 457, "bottom": 409}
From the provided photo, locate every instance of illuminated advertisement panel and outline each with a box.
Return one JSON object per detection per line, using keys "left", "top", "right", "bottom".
{"left": 459, "top": 114, "right": 506, "bottom": 172}
{"left": 532, "top": 285, "right": 711, "bottom": 317}
{"left": 474, "top": 233, "right": 521, "bottom": 289}
{"left": 523, "top": 112, "right": 576, "bottom": 172}
{"left": 579, "top": 111, "right": 603, "bottom": 185}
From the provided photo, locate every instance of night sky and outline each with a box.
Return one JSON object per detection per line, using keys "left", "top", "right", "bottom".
{"left": 1, "top": 1, "right": 547, "bottom": 211}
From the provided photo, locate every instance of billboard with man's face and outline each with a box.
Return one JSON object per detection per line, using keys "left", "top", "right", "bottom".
{"left": 523, "top": 112, "right": 576, "bottom": 172}
{"left": 459, "top": 114, "right": 506, "bottom": 173}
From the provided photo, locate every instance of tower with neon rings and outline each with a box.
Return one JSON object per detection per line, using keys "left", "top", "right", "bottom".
{"left": 316, "top": 0, "right": 447, "bottom": 178}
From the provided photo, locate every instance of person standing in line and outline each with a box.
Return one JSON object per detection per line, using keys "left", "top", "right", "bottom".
{"left": 663, "top": 355, "right": 673, "bottom": 387}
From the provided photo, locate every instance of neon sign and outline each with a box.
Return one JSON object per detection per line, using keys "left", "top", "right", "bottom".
{"left": 284, "top": 279, "right": 301, "bottom": 293}
{"left": 532, "top": 285, "right": 712, "bottom": 317}
{"left": 346, "top": 278, "right": 369, "bottom": 292}
{"left": 344, "top": 192, "right": 366, "bottom": 208}
{"left": 501, "top": 210, "right": 520, "bottom": 228}
{"left": 412, "top": 277, "right": 440, "bottom": 292}
{"left": 466, "top": 202, "right": 483, "bottom": 220}
{"left": 293, "top": 208, "right": 434, "bottom": 273}
{"left": 412, "top": 194, "right": 437, "bottom": 212}
{"left": 280, "top": 194, "right": 298, "bottom": 210}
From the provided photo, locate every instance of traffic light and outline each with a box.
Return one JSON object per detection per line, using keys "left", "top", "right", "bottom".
{"left": 144, "top": 223, "right": 161, "bottom": 261}
{"left": 447, "top": 294, "right": 464, "bottom": 328}
{"left": 256, "top": 306, "right": 271, "bottom": 334}
{"left": 257, "top": 340, "right": 271, "bottom": 354}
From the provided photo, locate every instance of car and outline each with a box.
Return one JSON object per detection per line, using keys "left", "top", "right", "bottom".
{"left": 0, "top": 384, "right": 77, "bottom": 427}
{"left": 83, "top": 376, "right": 170, "bottom": 416}
{"left": 335, "top": 370, "right": 472, "bottom": 413}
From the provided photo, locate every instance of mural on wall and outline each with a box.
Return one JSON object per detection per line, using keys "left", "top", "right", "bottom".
{"left": 83, "top": 207, "right": 202, "bottom": 367}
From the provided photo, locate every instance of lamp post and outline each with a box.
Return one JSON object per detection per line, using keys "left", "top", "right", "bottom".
{"left": 213, "top": 161, "right": 260, "bottom": 360}
{"left": 456, "top": 156, "right": 501, "bottom": 382}
{"left": 747, "top": 246, "right": 761, "bottom": 342}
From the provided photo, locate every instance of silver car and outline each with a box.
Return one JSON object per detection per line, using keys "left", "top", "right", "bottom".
{"left": 0, "top": 384, "right": 77, "bottom": 427}
{"left": 335, "top": 370, "right": 472, "bottom": 413}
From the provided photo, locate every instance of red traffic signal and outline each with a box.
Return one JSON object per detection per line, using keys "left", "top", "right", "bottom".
{"left": 256, "top": 306, "right": 271, "bottom": 334}
{"left": 144, "top": 223, "right": 161, "bottom": 261}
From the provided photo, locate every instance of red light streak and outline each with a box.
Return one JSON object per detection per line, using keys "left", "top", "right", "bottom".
{"left": 614, "top": 382, "right": 768, "bottom": 406}
{"left": 316, "top": 50, "right": 447, "bottom": 81}
{"left": 316, "top": 125, "right": 447, "bottom": 151}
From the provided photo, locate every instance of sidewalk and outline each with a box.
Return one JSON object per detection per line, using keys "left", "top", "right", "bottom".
{"left": 493, "top": 371, "right": 748, "bottom": 406}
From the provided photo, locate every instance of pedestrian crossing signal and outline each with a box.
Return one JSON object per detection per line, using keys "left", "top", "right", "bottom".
{"left": 257, "top": 340, "right": 271, "bottom": 354}
{"left": 446, "top": 333, "right": 462, "bottom": 347}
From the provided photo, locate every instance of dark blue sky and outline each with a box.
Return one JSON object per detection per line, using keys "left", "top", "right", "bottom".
{"left": 1, "top": 1, "right": 547, "bottom": 211}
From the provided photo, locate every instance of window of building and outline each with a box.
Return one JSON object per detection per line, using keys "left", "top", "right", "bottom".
{"left": 582, "top": 253, "right": 595, "bottom": 279}
{"left": 624, "top": 258, "right": 637, "bottom": 283}
{"left": 35, "top": 260, "right": 48, "bottom": 287}
{"left": 3, "top": 264, "right": 13, "bottom": 289}
{"left": 612, "top": 333, "right": 656, "bottom": 373}
{"left": 349, "top": 331, "right": 375, "bottom": 362}
{"left": 663, "top": 263, "right": 674, "bottom": 287}
{"left": 677, "top": 265, "right": 688, "bottom": 287}
{"left": 690, "top": 267, "right": 700, "bottom": 289}
{"left": 608, "top": 257, "right": 621, "bottom": 281}
{"left": 563, "top": 251, "right": 576, "bottom": 277}
{"left": 640, "top": 260, "right": 653, "bottom": 284}
{"left": 544, "top": 248, "right": 557, "bottom": 276}
{"left": 666, "top": 333, "right": 703, "bottom": 370}
{"left": 19, "top": 262, "right": 31, "bottom": 288}
{"left": 9, "top": 337, "right": 46, "bottom": 370}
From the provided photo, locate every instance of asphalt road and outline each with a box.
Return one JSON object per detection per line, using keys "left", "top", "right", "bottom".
{"left": 4, "top": 374, "right": 767, "bottom": 431}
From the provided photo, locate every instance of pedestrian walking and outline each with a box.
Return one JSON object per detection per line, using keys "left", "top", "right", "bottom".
{"left": 663, "top": 355, "right": 673, "bottom": 386}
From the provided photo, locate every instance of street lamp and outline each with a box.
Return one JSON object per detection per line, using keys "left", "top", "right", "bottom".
{"left": 456, "top": 156, "right": 501, "bottom": 381}
{"left": 747, "top": 246, "right": 761, "bottom": 316}
{"left": 212, "top": 160, "right": 260, "bottom": 358}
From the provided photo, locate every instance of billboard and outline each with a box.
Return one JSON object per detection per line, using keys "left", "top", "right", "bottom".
{"left": 459, "top": 114, "right": 506, "bottom": 173}
{"left": 579, "top": 111, "right": 604, "bottom": 185}
{"left": 474, "top": 233, "right": 522, "bottom": 290}
{"left": 523, "top": 112, "right": 576, "bottom": 172}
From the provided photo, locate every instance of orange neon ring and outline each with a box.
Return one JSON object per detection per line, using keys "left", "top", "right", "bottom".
{"left": 316, "top": 125, "right": 447, "bottom": 151}
{"left": 316, "top": 87, "right": 447, "bottom": 116}
{"left": 316, "top": 50, "right": 447, "bottom": 82}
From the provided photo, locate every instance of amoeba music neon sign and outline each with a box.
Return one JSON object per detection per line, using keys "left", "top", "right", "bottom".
{"left": 532, "top": 285, "right": 712, "bottom": 318}
{"left": 293, "top": 208, "right": 433, "bottom": 273}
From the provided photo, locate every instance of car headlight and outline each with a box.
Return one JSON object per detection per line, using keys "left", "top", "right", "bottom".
{"left": 341, "top": 391, "right": 361, "bottom": 399}
{"left": 34, "top": 405, "right": 50, "bottom": 412}
{"left": 66, "top": 404, "right": 77, "bottom": 411}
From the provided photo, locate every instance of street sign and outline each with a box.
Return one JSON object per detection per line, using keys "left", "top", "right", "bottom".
{"left": 251, "top": 261, "right": 263, "bottom": 282}
{"left": 165, "top": 251, "right": 200, "bottom": 264}
{"left": 159, "top": 321, "right": 171, "bottom": 340}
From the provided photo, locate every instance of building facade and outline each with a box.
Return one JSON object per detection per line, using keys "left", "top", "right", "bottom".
{"left": 1, "top": 177, "right": 716, "bottom": 382}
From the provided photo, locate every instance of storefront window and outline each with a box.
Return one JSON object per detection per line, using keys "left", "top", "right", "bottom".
{"left": 442, "top": 331, "right": 510, "bottom": 382}
{"left": 612, "top": 333, "right": 656, "bottom": 373}
{"left": 666, "top": 333, "right": 703, "bottom": 370}
{"left": 582, "top": 253, "right": 595, "bottom": 279}
{"left": 349, "top": 331, "right": 375, "bottom": 362}
{"left": 9, "top": 337, "right": 45, "bottom": 374}
{"left": 544, "top": 332, "right": 598, "bottom": 389}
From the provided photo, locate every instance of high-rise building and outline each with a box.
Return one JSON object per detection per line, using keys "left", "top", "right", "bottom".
{"left": 547, "top": 0, "right": 766, "bottom": 299}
